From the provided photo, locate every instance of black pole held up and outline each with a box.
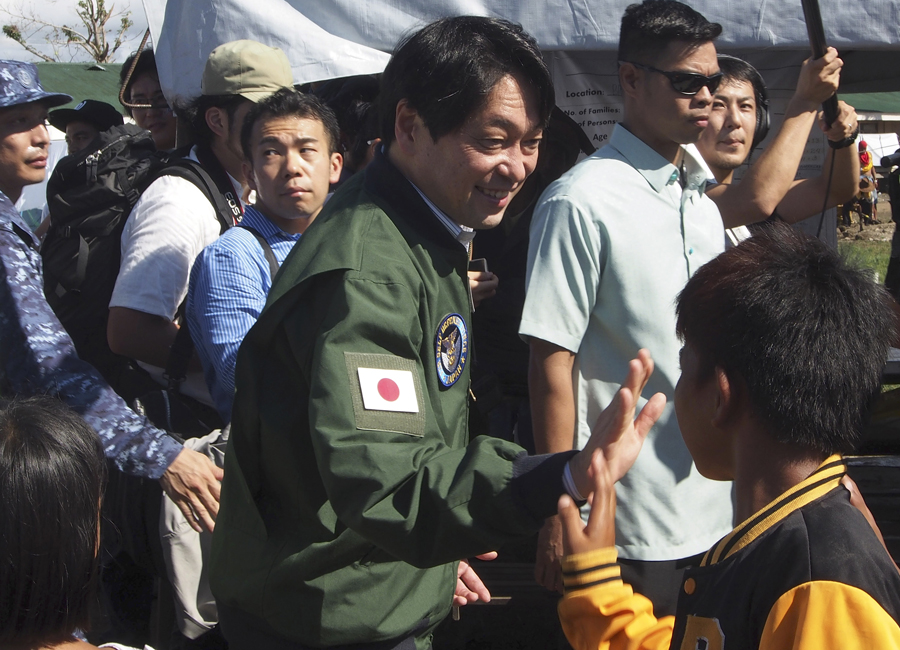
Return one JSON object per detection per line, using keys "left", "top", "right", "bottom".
{"left": 801, "top": 0, "right": 840, "bottom": 127}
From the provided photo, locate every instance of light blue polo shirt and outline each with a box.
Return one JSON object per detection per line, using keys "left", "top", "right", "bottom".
{"left": 520, "top": 124, "right": 734, "bottom": 561}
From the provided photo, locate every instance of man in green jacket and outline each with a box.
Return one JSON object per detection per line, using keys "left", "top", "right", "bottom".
{"left": 210, "top": 16, "right": 666, "bottom": 649}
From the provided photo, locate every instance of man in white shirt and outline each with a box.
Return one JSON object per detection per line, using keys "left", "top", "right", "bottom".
{"left": 107, "top": 40, "right": 294, "bottom": 411}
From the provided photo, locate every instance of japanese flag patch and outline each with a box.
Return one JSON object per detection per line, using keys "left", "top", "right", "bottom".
{"left": 357, "top": 368, "right": 419, "bottom": 413}
{"left": 345, "top": 352, "right": 425, "bottom": 436}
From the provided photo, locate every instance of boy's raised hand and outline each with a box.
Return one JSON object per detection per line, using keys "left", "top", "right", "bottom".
{"left": 567, "top": 349, "right": 666, "bottom": 499}
{"left": 559, "top": 451, "right": 616, "bottom": 554}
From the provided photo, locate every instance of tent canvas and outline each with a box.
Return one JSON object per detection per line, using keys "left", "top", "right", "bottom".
{"left": 143, "top": 0, "right": 900, "bottom": 106}
{"left": 137, "top": 0, "right": 900, "bottom": 246}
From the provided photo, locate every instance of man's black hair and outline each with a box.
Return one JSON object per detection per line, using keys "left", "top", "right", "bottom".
{"left": 378, "top": 16, "right": 554, "bottom": 147}
{"left": 180, "top": 93, "right": 248, "bottom": 149}
{"left": 618, "top": 0, "right": 722, "bottom": 65}
{"left": 315, "top": 75, "right": 380, "bottom": 174}
{"left": 676, "top": 223, "right": 896, "bottom": 455}
{"left": 0, "top": 397, "right": 107, "bottom": 646}
{"left": 717, "top": 54, "right": 770, "bottom": 149}
{"left": 119, "top": 48, "right": 161, "bottom": 116}
{"left": 240, "top": 88, "right": 341, "bottom": 162}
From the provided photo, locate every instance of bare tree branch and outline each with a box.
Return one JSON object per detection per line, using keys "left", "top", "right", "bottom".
{"left": 1, "top": 0, "right": 137, "bottom": 63}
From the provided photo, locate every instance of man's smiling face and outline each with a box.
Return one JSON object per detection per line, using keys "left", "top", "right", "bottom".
{"left": 403, "top": 73, "right": 544, "bottom": 230}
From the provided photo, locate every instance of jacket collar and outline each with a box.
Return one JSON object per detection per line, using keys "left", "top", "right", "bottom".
{"left": 702, "top": 455, "right": 846, "bottom": 566}
{"left": 363, "top": 147, "right": 467, "bottom": 253}
{"left": 0, "top": 190, "right": 39, "bottom": 249}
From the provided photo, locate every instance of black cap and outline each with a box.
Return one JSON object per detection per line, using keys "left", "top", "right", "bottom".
{"left": 48, "top": 99, "right": 124, "bottom": 132}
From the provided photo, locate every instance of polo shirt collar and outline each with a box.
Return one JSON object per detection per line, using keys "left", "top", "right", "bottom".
{"left": 608, "top": 124, "right": 708, "bottom": 195}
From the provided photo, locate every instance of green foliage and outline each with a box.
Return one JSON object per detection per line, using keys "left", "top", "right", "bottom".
{"left": 3, "top": 24, "right": 23, "bottom": 42}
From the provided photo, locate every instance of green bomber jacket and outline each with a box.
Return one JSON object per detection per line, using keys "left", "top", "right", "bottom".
{"left": 210, "top": 150, "right": 571, "bottom": 647}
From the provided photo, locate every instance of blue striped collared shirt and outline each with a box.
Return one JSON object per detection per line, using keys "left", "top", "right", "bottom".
{"left": 186, "top": 205, "right": 302, "bottom": 422}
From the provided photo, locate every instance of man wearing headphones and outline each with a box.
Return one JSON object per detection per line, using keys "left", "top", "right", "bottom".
{"left": 697, "top": 48, "right": 860, "bottom": 239}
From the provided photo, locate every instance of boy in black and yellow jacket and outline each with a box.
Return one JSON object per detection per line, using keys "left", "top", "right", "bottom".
{"left": 557, "top": 224, "right": 900, "bottom": 650}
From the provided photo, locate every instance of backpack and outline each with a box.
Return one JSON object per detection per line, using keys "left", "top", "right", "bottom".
{"left": 41, "top": 123, "right": 238, "bottom": 402}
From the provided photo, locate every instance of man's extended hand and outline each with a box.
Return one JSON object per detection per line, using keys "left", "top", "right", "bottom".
{"left": 568, "top": 349, "right": 666, "bottom": 497}
{"left": 560, "top": 451, "right": 616, "bottom": 556}
{"left": 159, "top": 448, "right": 224, "bottom": 533}
{"left": 454, "top": 552, "right": 497, "bottom": 606}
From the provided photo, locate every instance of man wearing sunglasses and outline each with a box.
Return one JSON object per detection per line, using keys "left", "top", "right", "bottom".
{"left": 521, "top": 0, "right": 733, "bottom": 615}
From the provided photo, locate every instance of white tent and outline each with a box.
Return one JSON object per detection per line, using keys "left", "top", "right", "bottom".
{"left": 143, "top": 0, "right": 900, "bottom": 105}
{"left": 141, "top": 0, "right": 900, "bottom": 244}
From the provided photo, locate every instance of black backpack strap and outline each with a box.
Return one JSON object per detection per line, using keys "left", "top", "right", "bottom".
{"left": 165, "top": 317, "right": 194, "bottom": 391}
{"left": 195, "top": 144, "right": 244, "bottom": 226}
{"left": 239, "top": 224, "right": 280, "bottom": 280}
{"left": 154, "top": 146, "right": 242, "bottom": 235}
{"left": 158, "top": 160, "right": 236, "bottom": 235}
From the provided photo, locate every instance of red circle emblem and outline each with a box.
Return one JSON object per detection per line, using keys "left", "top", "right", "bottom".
{"left": 377, "top": 378, "right": 400, "bottom": 402}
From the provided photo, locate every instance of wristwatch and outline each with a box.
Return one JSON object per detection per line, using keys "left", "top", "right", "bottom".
{"left": 828, "top": 125, "right": 860, "bottom": 150}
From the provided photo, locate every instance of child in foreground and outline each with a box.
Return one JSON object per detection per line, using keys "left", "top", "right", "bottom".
{"left": 557, "top": 224, "right": 900, "bottom": 649}
{"left": 0, "top": 397, "right": 153, "bottom": 650}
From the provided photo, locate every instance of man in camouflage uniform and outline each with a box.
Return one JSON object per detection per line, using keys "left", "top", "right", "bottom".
{"left": 0, "top": 59, "right": 222, "bottom": 531}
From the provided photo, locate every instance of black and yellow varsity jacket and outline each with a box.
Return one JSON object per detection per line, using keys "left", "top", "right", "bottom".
{"left": 559, "top": 456, "right": 900, "bottom": 649}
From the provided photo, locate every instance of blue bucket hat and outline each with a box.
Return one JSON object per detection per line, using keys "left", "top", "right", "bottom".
{"left": 0, "top": 60, "right": 71, "bottom": 109}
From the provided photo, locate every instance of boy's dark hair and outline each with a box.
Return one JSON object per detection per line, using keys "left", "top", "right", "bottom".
{"left": 676, "top": 224, "right": 896, "bottom": 454}
{"left": 240, "top": 88, "right": 340, "bottom": 162}
{"left": 618, "top": 0, "right": 722, "bottom": 65}
{"left": 119, "top": 48, "right": 160, "bottom": 116}
{"left": 378, "top": 16, "right": 554, "bottom": 147}
{"left": 0, "top": 397, "right": 107, "bottom": 646}
{"left": 181, "top": 93, "right": 247, "bottom": 149}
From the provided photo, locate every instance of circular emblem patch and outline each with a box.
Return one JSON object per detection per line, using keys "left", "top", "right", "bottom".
{"left": 435, "top": 313, "right": 468, "bottom": 387}
{"left": 17, "top": 69, "right": 33, "bottom": 88}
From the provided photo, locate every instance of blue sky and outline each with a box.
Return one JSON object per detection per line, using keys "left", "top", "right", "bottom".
{"left": 0, "top": 0, "right": 149, "bottom": 63}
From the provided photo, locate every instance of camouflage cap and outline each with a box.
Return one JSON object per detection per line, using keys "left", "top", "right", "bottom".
{"left": 0, "top": 60, "right": 71, "bottom": 109}
{"left": 201, "top": 40, "right": 294, "bottom": 103}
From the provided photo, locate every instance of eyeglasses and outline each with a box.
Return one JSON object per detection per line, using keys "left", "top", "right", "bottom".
{"left": 624, "top": 61, "right": 723, "bottom": 96}
{"left": 131, "top": 93, "right": 173, "bottom": 112}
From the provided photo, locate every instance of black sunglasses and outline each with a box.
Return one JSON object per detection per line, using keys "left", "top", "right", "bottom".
{"left": 625, "top": 62, "right": 723, "bottom": 96}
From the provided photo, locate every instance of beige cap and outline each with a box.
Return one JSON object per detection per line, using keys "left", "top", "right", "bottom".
{"left": 201, "top": 40, "right": 294, "bottom": 102}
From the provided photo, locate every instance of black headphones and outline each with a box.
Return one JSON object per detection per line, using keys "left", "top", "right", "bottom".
{"left": 717, "top": 54, "right": 770, "bottom": 150}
